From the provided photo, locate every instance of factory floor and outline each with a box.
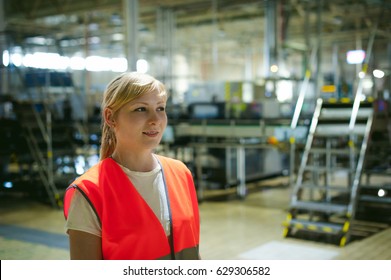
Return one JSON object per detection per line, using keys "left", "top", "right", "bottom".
{"left": 1, "top": 176, "right": 390, "bottom": 260}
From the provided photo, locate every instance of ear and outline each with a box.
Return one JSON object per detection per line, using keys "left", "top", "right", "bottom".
{"left": 104, "top": 108, "right": 115, "bottom": 127}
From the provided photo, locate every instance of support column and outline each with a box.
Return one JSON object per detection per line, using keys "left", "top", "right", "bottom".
{"left": 332, "top": 43, "right": 339, "bottom": 93}
{"left": 388, "top": 43, "right": 391, "bottom": 98}
{"left": 263, "top": 0, "right": 278, "bottom": 78}
{"left": 303, "top": 0, "right": 310, "bottom": 77}
{"left": 314, "top": 0, "right": 324, "bottom": 99}
{"left": 211, "top": 0, "right": 218, "bottom": 80}
{"left": 156, "top": 7, "right": 175, "bottom": 93}
{"left": 123, "top": 0, "right": 139, "bottom": 71}
{"left": 243, "top": 46, "right": 254, "bottom": 102}
{"left": 0, "top": 0, "right": 9, "bottom": 95}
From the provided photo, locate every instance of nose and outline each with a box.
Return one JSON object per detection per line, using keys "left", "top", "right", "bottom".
{"left": 148, "top": 110, "right": 162, "bottom": 125}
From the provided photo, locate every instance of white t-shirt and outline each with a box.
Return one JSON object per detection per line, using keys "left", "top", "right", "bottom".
{"left": 65, "top": 161, "right": 171, "bottom": 237}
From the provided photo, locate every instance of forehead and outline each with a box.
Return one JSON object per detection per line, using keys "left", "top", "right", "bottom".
{"left": 129, "top": 89, "right": 167, "bottom": 104}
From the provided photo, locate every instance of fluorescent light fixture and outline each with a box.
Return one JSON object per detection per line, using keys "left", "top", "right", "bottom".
{"left": 112, "top": 33, "right": 124, "bottom": 41}
{"left": 378, "top": 189, "right": 386, "bottom": 197}
{"left": 57, "top": 56, "right": 71, "bottom": 70}
{"left": 270, "top": 64, "right": 279, "bottom": 73}
{"left": 373, "top": 69, "right": 385, "bottom": 79}
{"left": 3, "top": 51, "right": 10, "bottom": 67}
{"left": 276, "top": 80, "right": 293, "bottom": 102}
{"left": 137, "top": 59, "right": 149, "bottom": 73}
{"left": 111, "top": 57, "right": 128, "bottom": 72}
{"left": 362, "top": 78, "right": 373, "bottom": 89}
{"left": 86, "top": 56, "right": 111, "bottom": 71}
{"left": 5, "top": 50, "right": 134, "bottom": 73}
{"left": 22, "top": 53, "right": 35, "bottom": 67}
{"left": 2, "top": 50, "right": 10, "bottom": 66}
{"left": 3, "top": 181, "right": 13, "bottom": 188}
{"left": 70, "top": 56, "right": 86, "bottom": 70}
{"left": 347, "top": 50, "right": 365, "bottom": 64}
{"left": 10, "top": 53, "right": 23, "bottom": 67}
{"left": 26, "top": 52, "right": 70, "bottom": 69}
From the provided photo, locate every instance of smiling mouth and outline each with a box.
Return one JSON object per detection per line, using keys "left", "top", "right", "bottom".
{"left": 143, "top": 131, "right": 159, "bottom": 137}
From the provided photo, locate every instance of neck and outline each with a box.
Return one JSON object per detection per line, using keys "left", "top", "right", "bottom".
{"left": 111, "top": 151, "right": 157, "bottom": 172}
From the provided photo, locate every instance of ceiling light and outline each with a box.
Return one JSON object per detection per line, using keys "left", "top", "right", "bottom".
{"left": 137, "top": 59, "right": 149, "bottom": 73}
{"left": 111, "top": 58, "right": 128, "bottom": 72}
{"left": 347, "top": 50, "right": 365, "bottom": 64}
{"left": 10, "top": 53, "right": 23, "bottom": 67}
{"left": 2, "top": 50, "right": 9, "bottom": 66}
{"left": 70, "top": 57, "right": 86, "bottom": 70}
{"left": 270, "top": 64, "right": 279, "bottom": 73}
{"left": 112, "top": 33, "right": 124, "bottom": 41}
{"left": 373, "top": 69, "right": 385, "bottom": 78}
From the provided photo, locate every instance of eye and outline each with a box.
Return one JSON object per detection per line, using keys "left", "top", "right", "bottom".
{"left": 157, "top": 106, "right": 166, "bottom": 112}
{"left": 134, "top": 107, "right": 146, "bottom": 112}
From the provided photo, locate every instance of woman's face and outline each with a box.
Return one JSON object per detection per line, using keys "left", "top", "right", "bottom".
{"left": 109, "top": 89, "right": 167, "bottom": 154}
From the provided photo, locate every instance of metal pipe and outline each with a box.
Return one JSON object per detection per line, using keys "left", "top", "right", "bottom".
{"left": 349, "top": 20, "right": 378, "bottom": 131}
{"left": 0, "top": 0, "right": 9, "bottom": 95}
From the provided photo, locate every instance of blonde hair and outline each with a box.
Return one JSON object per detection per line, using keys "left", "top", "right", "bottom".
{"left": 99, "top": 72, "right": 167, "bottom": 160}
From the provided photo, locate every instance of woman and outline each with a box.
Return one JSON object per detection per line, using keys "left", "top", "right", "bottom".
{"left": 63, "top": 72, "right": 200, "bottom": 260}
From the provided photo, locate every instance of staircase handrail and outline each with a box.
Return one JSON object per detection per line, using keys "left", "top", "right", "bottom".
{"left": 290, "top": 44, "right": 319, "bottom": 130}
{"left": 289, "top": 44, "right": 319, "bottom": 187}
{"left": 291, "top": 98, "right": 323, "bottom": 205}
{"left": 349, "top": 20, "right": 378, "bottom": 132}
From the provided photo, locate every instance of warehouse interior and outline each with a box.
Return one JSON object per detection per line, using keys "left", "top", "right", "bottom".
{"left": 0, "top": 0, "right": 391, "bottom": 260}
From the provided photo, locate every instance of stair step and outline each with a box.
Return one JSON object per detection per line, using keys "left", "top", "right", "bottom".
{"left": 310, "top": 148, "right": 356, "bottom": 155}
{"left": 360, "top": 184, "right": 391, "bottom": 191}
{"left": 304, "top": 165, "right": 353, "bottom": 173}
{"left": 359, "top": 195, "right": 391, "bottom": 204}
{"left": 316, "top": 124, "right": 366, "bottom": 136}
{"left": 351, "top": 219, "right": 390, "bottom": 229}
{"left": 285, "top": 218, "right": 344, "bottom": 234}
{"left": 319, "top": 108, "right": 372, "bottom": 120}
{"left": 291, "top": 201, "right": 348, "bottom": 214}
{"left": 301, "top": 183, "right": 351, "bottom": 193}
{"left": 363, "top": 169, "right": 391, "bottom": 176}
{"left": 322, "top": 101, "right": 373, "bottom": 108}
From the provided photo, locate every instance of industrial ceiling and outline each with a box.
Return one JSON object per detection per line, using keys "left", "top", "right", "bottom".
{"left": 2, "top": 0, "right": 391, "bottom": 76}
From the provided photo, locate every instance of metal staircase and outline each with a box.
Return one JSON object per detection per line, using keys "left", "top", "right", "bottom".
{"left": 356, "top": 99, "right": 391, "bottom": 225}
{"left": 7, "top": 69, "right": 89, "bottom": 207}
{"left": 12, "top": 100, "right": 61, "bottom": 207}
{"left": 283, "top": 98, "right": 390, "bottom": 246}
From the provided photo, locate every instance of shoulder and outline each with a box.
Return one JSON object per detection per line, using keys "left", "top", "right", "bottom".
{"left": 155, "top": 154, "right": 189, "bottom": 171}
{"left": 155, "top": 154, "right": 186, "bottom": 166}
{"left": 72, "top": 160, "right": 104, "bottom": 187}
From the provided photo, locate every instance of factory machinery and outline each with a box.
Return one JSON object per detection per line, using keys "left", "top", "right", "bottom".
{"left": 163, "top": 109, "right": 307, "bottom": 201}
{"left": 0, "top": 68, "right": 307, "bottom": 206}
{"left": 1, "top": 68, "right": 390, "bottom": 251}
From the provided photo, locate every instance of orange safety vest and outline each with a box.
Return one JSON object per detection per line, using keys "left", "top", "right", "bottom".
{"left": 63, "top": 156, "right": 200, "bottom": 260}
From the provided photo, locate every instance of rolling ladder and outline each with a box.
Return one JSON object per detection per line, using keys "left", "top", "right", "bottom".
{"left": 356, "top": 99, "right": 391, "bottom": 224}
{"left": 283, "top": 98, "right": 382, "bottom": 246}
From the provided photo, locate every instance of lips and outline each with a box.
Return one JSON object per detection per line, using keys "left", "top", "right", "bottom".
{"left": 143, "top": 131, "right": 159, "bottom": 137}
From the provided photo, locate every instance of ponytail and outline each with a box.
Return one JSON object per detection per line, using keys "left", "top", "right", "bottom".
{"left": 99, "top": 122, "right": 117, "bottom": 160}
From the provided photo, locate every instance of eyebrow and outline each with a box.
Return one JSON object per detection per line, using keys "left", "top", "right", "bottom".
{"left": 130, "top": 101, "right": 166, "bottom": 106}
